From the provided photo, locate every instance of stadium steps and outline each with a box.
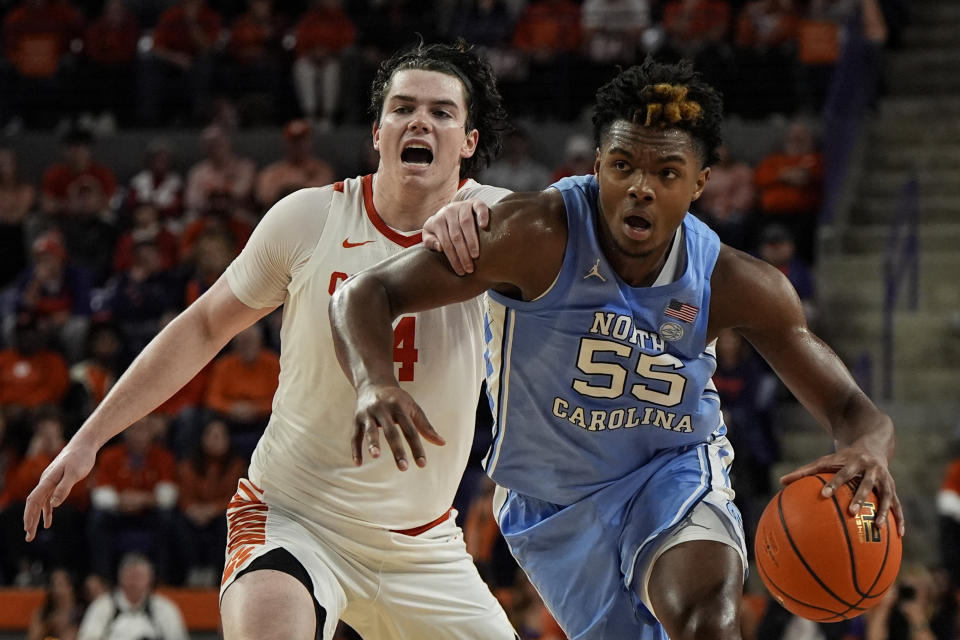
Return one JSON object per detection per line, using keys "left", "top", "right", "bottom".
{"left": 797, "top": 0, "right": 960, "bottom": 565}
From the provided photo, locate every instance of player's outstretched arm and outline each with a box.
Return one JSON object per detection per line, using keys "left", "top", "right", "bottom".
{"left": 709, "top": 246, "right": 904, "bottom": 536}
{"left": 331, "top": 191, "right": 564, "bottom": 470}
{"left": 24, "top": 277, "right": 274, "bottom": 541}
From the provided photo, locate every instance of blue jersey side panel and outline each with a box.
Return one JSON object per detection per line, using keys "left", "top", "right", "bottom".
{"left": 483, "top": 174, "right": 725, "bottom": 505}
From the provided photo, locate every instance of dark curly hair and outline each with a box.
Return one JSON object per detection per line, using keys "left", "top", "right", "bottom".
{"left": 591, "top": 58, "right": 724, "bottom": 167}
{"left": 369, "top": 39, "right": 509, "bottom": 179}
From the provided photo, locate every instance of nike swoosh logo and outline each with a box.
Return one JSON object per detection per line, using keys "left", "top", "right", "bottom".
{"left": 342, "top": 238, "right": 375, "bottom": 248}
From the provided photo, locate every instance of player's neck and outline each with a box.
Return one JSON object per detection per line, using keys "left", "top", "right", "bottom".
{"left": 371, "top": 170, "right": 460, "bottom": 232}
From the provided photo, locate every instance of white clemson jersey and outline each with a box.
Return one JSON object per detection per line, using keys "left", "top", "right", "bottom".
{"left": 225, "top": 174, "right": 510, "bottom": 530}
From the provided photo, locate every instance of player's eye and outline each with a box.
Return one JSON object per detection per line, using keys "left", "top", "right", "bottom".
{"left": 433, "top": 110, "right": 452, "bottom": 118}
{"left": 661, "top": 168, "right": 679, "bottom": 179}
{"left": 613, "top": 160, "right": 629, "bottom": 171}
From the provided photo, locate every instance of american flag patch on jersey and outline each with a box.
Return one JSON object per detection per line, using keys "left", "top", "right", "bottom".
{"left": 665, "top": 299, "right": 698, "bottom": 323}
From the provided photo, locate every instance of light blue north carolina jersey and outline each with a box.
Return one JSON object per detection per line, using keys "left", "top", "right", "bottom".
{"left": 483, "top": 174, "right": 725, "bottom": 505}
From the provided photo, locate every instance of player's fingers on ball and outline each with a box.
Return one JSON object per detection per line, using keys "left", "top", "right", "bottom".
{"left": 780, "top": 458, "right": 834, "bottom": 485}
{"left": 849, "top": 470, "right": 878, "bottom": 514}
{"left": 395, "top": 413, "right": 427, "bottom": 467}
{"left": 821, "top": 464, "right": 858, "bottom": 498}
{"left": 891, "top": 492, "right": 906, "bottom": 536}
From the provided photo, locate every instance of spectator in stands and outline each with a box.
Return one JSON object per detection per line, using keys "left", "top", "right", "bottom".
{"left": 551, "top": 133, "right": 595, "bottom": 181}
{"left": 0, "top": 146, "right": 35, "bottom": 289}
{"left": 693, "top": 144, "right": 756, "bottom": 251}
{"left": 510, "top": 0, "right": 583, "bottom": 119}
{"left": 1, "top": 0, "right": 85, "bottom": 128}
{"left": 40, "top": 127, "right": 117, "bottom": 217}
{"left": 221, "top": 0, "right": 290, "bottom": 126}
{"left": 124, "top": 139, "right": 185, "bottom": 227}
{"left": 180, "top": 200, "right": 249, "bottom": 280}
{"left": 866, "top": 565, "right": 941, "bottom": 640}
{"left": 712, "top": 328, "right": 778, "bottom": 555}
{"left": 0, "top": 314, "right": 70, "bottom": 418}
{"left": 175, "top": 417, "right": 245, "bottom": 586}
{"left": 77, "top": 552, "right": 188, "bottom": 640}
{"left": 753, "top": 119, "right": 824, "bottom": 261}
{"left": 938, "top": 450, "right": 960, "bottom": 590}
{"left": 82, "top": 0, "right": 140, "bottom": 129}
{"left": 756, "top": 223, "right": 817, "bottom": 325}
{"left": 481, "top": 126, "right": 552, "bottom": 192}
{"left": 87, "top": 415, "right": 178, "bottom": 582}
{"left": 731, "top": 0, "right": 800, "bottom": 117}
{"left": 203, "top": 323, "right": 279, "bottom": 458}
{"left": 657, "top": 0, "right": 733, "bottom": 99}
{"left": 106, "top": 239, "right": 182, "bottom": 363}
{"left": 449, "top": 0, "right": 515, "bottom": 49}
{"left": 12, "top": 231, "right": 92, "bottom": 359}
{"left": 58, "top": 180, "right": 117, "bottom": 286}
{"left": 113, "top": 203, "right": 179, "bottom": 275}
{"left": 0, "top": 409, "right": 87, "bottom": 585}
{"left": 581, "top": 0, "right": 649, "bottom": 80}
{"left": 183, "top": 124, "right": 256, "bottom": 218}
{"left": 69, "top": 321, "right": 121, "bottom": 415}
{"left": 291, "top": 0, "right": 357, "bottom": 130}
{"left": 138, "top": 0, "right": 222, "bottom": 127}
{"left": 254, "top": 118, "right": 335, "bottom": 210}
{"left": 26, "top": 567, "right": 83, "bottom": 640}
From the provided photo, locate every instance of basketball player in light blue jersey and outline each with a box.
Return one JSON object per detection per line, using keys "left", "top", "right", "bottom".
{"left": 329, "top": 59, "right": 905, "bottom": 640}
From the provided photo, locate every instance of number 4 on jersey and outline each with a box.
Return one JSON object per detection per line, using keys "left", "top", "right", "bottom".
{"left": 393, "top": 316, "right": 418, "bottom": 381}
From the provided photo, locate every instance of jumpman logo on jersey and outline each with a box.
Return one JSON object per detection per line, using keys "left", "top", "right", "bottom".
{"left": 343, "top": 237, "right": 376, "bottom": 249}
{"left": 584, "top": 259, "right": 606, "bottom": 282}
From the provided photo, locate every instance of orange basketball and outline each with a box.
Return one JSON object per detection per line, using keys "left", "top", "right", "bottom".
{"left": 754, "top": 473, "right": 902, "bottom": 622}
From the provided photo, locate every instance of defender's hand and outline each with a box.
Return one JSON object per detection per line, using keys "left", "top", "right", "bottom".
{"left": 352, "top": 384, "right": 445, "bottom": 470}
{"left": 23, "top": 439, "right": 98, "bottom": 541}
{"left": 780, "top": 444, "right": 904, "bottom": 537}
{"left": 422, "top": 199, "right": 491, "bottom": 275}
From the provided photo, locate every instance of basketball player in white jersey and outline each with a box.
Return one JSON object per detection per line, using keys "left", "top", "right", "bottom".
{"left": 23, "top": 41, "right": 518, "bottom": 640}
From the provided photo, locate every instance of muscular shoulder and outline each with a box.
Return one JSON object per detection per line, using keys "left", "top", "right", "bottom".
{"left": 709, "top": 244, "right": 806, "bottom": 337}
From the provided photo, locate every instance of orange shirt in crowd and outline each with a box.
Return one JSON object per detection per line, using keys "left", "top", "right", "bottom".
{"left": 512, "top": 0, "right": 582, "bottom": 53}
{"left": 0, "top": 348, "right": 70, "bottom": 408}
{"left": 93, "top": 443, "right": 177, "bottom": 493}
{"left": 2, "top": 0, "right": 84, "bottom": 77}
{"left": 177, "top": 456, "right": 246, "bottom": 511}
{"left": 84, "top": 10, "right": 139, "bottom": 65}
{"left": 293, "top": 7, "right": 356, "bottom": 57}
{"left": 41, "top": 162, "right": 117, "bottom": 204}
{"left": 204, "top": 350, "right": 280, "bottom": 418}
{"left": 152, "top": 2, "right": 222, "bottom": 56}
{"left": 753, "top": 152, "right": 823, "bottom": 216}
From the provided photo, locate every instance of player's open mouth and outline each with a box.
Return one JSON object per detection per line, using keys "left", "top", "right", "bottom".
{"left": 401, "top": 145, "right": 434, "bottom": 165}
{"left": 625, "top": 215, "right": 651, "bottom": 230}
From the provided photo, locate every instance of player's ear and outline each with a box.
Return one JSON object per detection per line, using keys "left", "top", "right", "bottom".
{"left": 460, "top": 129, "right": 479, "bottom": 159}
{"left": 372, "top": 122, "right": 381, "bottom": 151}
{"left": 593, "top": 148, "right": 601, "bottom": 176}
{"left": 691, "top": 166, "right": 710, "bottom": 201}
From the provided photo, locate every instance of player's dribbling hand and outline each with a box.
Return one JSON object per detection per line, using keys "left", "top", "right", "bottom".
{"left": 23, "top": 438, "right": 98, "bottom": 541}
{"left": 352, "top": 384, "right": 446, "bottom": 471}
{"left": 422, "top": 199, "right": 491, "bottom": 276}
{"left": 779, "top": 443, "right": 905, "bottom": 537}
